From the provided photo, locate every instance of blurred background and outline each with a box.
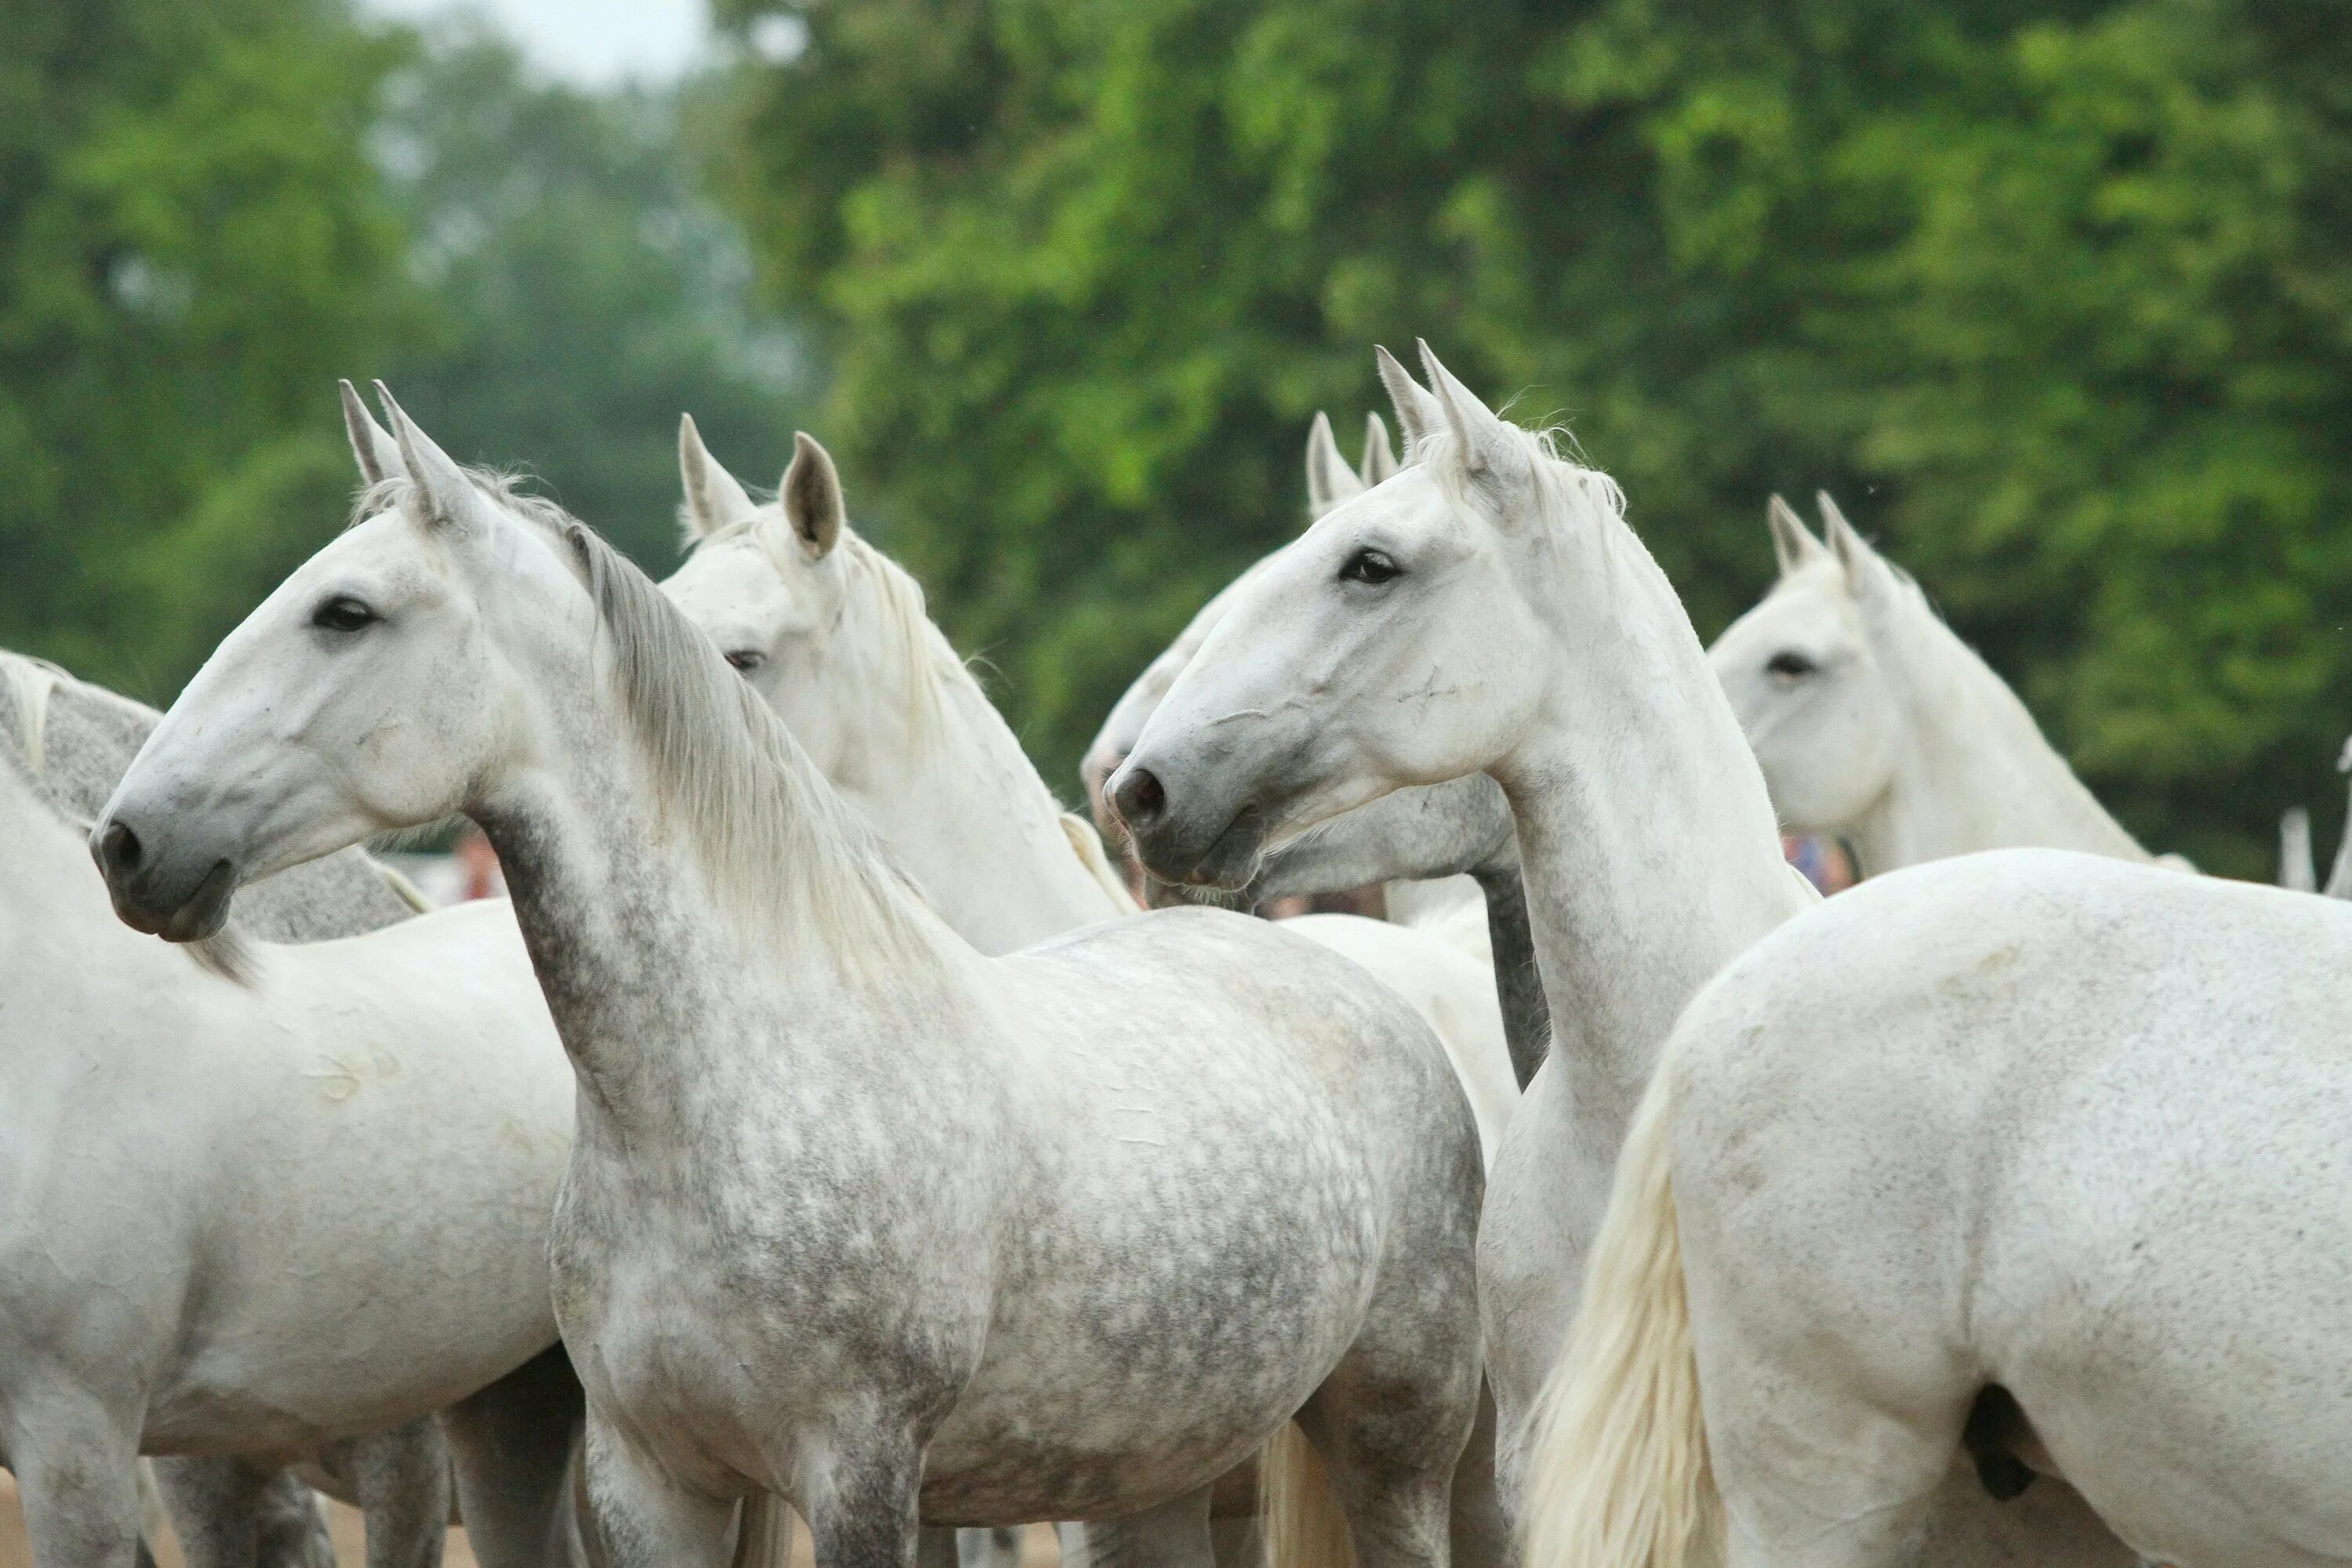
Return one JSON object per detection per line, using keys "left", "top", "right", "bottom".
{"left": 5, "top": 0, "right": 2350, "bottom": 878}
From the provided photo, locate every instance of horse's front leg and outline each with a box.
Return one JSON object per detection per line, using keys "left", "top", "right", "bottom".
{"left": 8, "top": 1381, "right": 146, "bottom": 1568}
{"left": 802, "top": 1433, "right": 928, "bottom": 1568}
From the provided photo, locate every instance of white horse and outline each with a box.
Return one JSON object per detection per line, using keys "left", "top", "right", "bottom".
{"left": 1080, "top": 412, "right": 1492, "bottom": 937}
{"left": 1708, "top": 493, "right": 2157, "bottom": 873}
{"left": 659, "top": 419, "right": 1529, "bottom": 1568}
{"left": 659, "top": 416, "right": 1519, "bottom": 1160}
{"left": 1112, "top": 345, "right": 2136, "bottom": 1565}
{"left": 0, "top": 650, "right": 524, "bottom": 1568}
{"left": 0, "top": 649, "right": 580, "bottom": 1568}
{"left": 95, "top": 387, "right": 1487, "bottom": 1568}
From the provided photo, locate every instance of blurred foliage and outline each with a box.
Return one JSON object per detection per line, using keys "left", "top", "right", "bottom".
{"left": 8, "top": 0, "right": 2351, "bottom": 877}
{"left": 710, "top": 0, "right": 2352, "bottom": 876}
{"left": 374, "top": 26, "right": 812, "bottom": 572}
{"left": 0, "top": 2, "right": 808, "bottom": 705}
{"left": 0, "top": 0, "right": 412, "bottom": 695}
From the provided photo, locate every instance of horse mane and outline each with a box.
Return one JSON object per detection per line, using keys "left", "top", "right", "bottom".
{"left": 686, "top": 501, "right": 1124, "bottom": 902}
{"left": 365, "top": 473, "right": 946, "bottom": 975}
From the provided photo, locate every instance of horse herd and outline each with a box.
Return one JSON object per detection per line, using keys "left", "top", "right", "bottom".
{"left": 3, "top": 345, "right": 2344, "bottom": 1568}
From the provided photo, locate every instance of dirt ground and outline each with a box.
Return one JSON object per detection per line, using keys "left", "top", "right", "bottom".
{"left": 0, "top": 1472, "right": 1057, "bottom": 1568}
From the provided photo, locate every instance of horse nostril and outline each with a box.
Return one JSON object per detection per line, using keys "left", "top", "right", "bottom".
{"left": 98, "top": 818, "right": 143, "bottom": 877}
{"left": 1112, "top": 765, "right": 1168, "bottom": 828}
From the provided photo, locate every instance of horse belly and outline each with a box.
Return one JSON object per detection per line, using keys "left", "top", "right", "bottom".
{"left": 916, "top": 1148, "right": 1385, "bottom": 1523}
{"left": 147, "top": 1057, "right": 570, "bottom": 1452}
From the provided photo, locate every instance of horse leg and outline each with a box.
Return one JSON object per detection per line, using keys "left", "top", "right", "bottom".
{"left": 318, "top": 1418, "right": 449, "bottom": 1568}
{"left": 1054, "top": 1522, "right": 1092, "bottom": 1568}
{"left": 1293, "top": 1277, "right": 1482, "bottom": 1568}
{"left": 9, "top": 1385, "right": 146, "bottom": 1568}
{"left": 1443, "top": 1387, "right": 1507, "bottom": 1568}
{"left": 252, "top": 1468, "right": 337, "bottom": 1568}
{"left": 1083, "top": 1487, "right": 1212, "bottom": 1568}
{"left": 440, "top": 1345, "right": 586, "bottom": 1568}
{"left": 573, "top": 1416, "right": 734, "bottom": 1568}
{"left": 801, "top": 1435, "right": 927, "bottom": 1568}
{"left": 150, "top": 1457, "right": 335, "bottom": 1568}
{"left": 953, "top": 1527, "right": 1020, "bottom": 1568}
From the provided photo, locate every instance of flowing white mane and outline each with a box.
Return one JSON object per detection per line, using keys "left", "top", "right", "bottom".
{"left": 1413, "top": 420, "right": 1638, "bottom": 576}
{"left": 374, "top": 472, "right": 947, "bottom": 975}
{"left": 0, "top": 649, "right": 64, "bottom": 782}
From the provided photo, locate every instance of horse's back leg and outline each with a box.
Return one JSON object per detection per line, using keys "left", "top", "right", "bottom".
{"left": 1081, "top": 1486, "right": 1212, "bottom": 1568}
{"left": 440, "top": 1345, "right": 586, "bottom": 1568}
{"left": 1442, "top": 1386, "right": 1505, "bottom": 1568}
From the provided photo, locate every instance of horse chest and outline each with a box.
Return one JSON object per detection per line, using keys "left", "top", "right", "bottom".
{"left": 549, "top": 1135, "right": 993, "bottom": 1472}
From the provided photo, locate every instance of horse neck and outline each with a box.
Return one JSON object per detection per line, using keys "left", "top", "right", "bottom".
{"left": 1852, "top": 597, "right": 2147, "bottom": 873}
{"left": 823, "top": 582, "right": 1127, "bottom": 952}
{"left": 477, "top": 648, "right": 974, "bottom": 1135}
{"left": 1498, "top": 527, "right": 1809, "bottom": 1147}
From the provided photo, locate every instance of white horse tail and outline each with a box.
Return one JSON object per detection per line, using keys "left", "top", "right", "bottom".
{"left": 732, "top": 1491, "right": 793, "bottom": 1568}
{"left": 1519, "top": 1045, "right": 1721, "bottom": 1568}
{"left": 1263, "top": 1420, "right": 1356, "bottom": 1568}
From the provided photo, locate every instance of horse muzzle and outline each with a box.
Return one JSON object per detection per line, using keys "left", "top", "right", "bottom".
{"left": 1106, "top": 757, "right": 1270, "bottom": 892}
{"left": 89, "top": 815, "right": 241, "bottom": 942}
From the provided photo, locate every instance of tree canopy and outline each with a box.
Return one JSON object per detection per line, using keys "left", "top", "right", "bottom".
{"left": 711, "top": 0, "right": 2352, "bottom": 875}
{"left": 7, "top": 0, "right": 2349, "bottom": 876}
{"left": 0, "top": 2, "right": 806, "bottom": 704}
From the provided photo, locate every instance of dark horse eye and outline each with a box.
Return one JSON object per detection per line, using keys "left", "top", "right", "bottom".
{"left": 724, "top": 649, "right": 767, "bottom": 673}
{"left": 311, "top": 596, "right": 376, "bottom": 633}
{"left": 1766, "top": 650, "right": 1818, "bottom": 680}
{"left": 1339, "top": 548, "right": 1402, "bottom": 586}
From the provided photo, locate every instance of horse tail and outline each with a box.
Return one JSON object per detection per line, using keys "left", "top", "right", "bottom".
{"left": 1263, "top": 1420, "right": 1356, "bottom": 1568}
{"left": 731, "top": 1492, "right": 793, "bottom": 1568}
{"left": 1519, "top": 1039, "right": 1721, "bottom": 1568}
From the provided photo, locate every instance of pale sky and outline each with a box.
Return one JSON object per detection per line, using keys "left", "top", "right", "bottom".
{"left": 360, "top": 0, "right": 717, "bottom": 87}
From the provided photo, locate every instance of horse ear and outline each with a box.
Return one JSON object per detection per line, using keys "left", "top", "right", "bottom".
{"left": 677, "top": 414, "right": 758, "bottom": 544}
{"left": 1417, "top": 339, "right": 1534, "bottom": 495}
{"left": 779, "top": 431, "right": 844, "bottom": 558}
{"left": 340, "top": 379, "right": 403, "bottom": 487}
{"left": 1819, "top": 492, "right": 1883, "bottom": 595}
{"left": 2281, "top": 806, "right": 2318, "bottom": 892}
{"left": 372, "top": 383, "right": 479, "bottom": 533}
{"left": 1360, "top": 412, "right": 1398, "bottom": 485}
{"left": 1766, "top": 495, "right": 1826, "bottom": 576}
{"left": 1374, "top": 345, "right": 1444, "bottom": 456}
{"left": 1305, "top": 411, "right": 1365, "bottom": 521}
{"left": 2328, "top": 743, "right": 2352, "bottom": 900}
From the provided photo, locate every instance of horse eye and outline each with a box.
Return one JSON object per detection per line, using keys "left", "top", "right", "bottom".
{"left": 724, "top": 650, "right": 767, "bottom": 673}
{"left": 311, "top": 596, "right": 376, "bottom": 633}
{"left": 1766, "top": 650, "right": 1818, "bottom": 680}
{"left": 1339, "top": 548, "right": 1402, "bottom": 586}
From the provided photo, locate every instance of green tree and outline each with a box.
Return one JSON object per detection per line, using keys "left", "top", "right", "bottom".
{"left": 711, "top": 0, "right": 2352, "bottom": 875}
{"left": 0, "top": 0, "right": 412, "bottom": 698}
{"left": 376, "top": 27, "right": 813, "bottom": 575}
